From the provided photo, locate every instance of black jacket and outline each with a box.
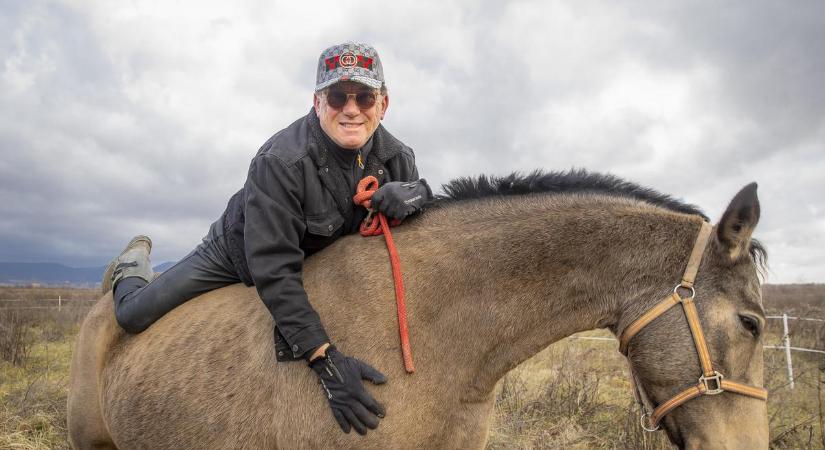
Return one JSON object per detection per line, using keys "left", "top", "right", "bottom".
{"left": 220, "top": 109, "right": 420, "bottom": 358}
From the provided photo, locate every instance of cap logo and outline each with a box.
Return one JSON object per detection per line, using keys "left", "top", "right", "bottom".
{"left": 340, "top": 52, "right": 357, "bottom": 68}
{"left": 316, "top": 42, "right": 383, "bottom": 90}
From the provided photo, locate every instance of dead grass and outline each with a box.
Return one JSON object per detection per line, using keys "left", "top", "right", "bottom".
{"left": 0, "top": 310, "right": 34, "bottom": 366}
{"left": 0, "top": 337, "right": 76, "bottom": 450}
{"left": 487, "top": 335, "right": 674, "bottom": 449}
{"left": 1, "top": 287, "right": 92, "bottom": 450}
{"left": 763, "top": 284, "right": 825, "bottom": 315}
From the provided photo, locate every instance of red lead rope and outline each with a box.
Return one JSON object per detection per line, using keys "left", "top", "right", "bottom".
{"left": 353, "top": 176, "right": 415, "bottom": 374}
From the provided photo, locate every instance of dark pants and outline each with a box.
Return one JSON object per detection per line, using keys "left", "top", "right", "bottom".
{"left": 114, "top": 217, "right": 240, "bottom": 333}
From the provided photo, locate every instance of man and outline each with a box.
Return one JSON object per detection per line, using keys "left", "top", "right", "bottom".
{"left": 102, "top": 42, "right": 431, "bottom": 436}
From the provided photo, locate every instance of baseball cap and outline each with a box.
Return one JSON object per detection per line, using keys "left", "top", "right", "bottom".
{"left": 315, "top": 42, "right": 385, "bottom": 91}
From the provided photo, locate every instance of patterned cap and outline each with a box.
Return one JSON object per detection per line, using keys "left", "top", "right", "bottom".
{"left": 315, "top": 42, "right": 385, "bottom": 91}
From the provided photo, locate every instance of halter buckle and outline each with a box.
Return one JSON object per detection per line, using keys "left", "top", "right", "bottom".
{"left": 640, "top": 412, "right": 660, "bottom": 432}
{"left": 699, "top": 371, "right": 725, "bottom": 395}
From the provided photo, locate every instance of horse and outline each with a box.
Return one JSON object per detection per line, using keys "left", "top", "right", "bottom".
{"left": 67, "top": 170, "right": 769, "bottom": 449}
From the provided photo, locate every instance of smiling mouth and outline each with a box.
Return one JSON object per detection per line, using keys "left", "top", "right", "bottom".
{"left": 340, "top": 123, "right": 363, "bottom": 129}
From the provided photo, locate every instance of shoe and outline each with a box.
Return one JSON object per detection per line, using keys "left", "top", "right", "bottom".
{"left": 101, "top": 235, "right": 153, "bottom": 294}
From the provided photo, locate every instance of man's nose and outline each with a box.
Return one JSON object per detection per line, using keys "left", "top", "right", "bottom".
{"left": 342, "top": 96, "right": 360, "bottom": 115}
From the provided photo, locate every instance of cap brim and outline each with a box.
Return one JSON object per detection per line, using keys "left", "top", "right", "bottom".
{"left": 316, "top": 76, "right": 383, "bottom": 91}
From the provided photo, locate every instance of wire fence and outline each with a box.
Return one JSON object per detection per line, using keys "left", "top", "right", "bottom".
{"left": 0, "top": 296, "right": 97, "bottom": 311}
{"left": 2, "top": 298, "right": 822, "bottom": 388}
{"left": 569, "top": 313, "right": 825, "bottom": 389}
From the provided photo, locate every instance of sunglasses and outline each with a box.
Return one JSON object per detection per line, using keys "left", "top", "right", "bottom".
{"left": 324, "top": 89, "right": 378, "bottom": 110}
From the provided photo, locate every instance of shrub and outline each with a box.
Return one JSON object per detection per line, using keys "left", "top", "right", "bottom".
{"left": 0, "top": 310, "right": 34, "bottom": 365}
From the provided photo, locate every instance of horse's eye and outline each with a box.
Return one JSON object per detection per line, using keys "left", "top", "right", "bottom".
{"left": 739, "top": 314, "right": 761, "bottom": 338}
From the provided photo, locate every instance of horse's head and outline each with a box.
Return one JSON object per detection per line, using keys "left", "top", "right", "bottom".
{"left": 621, "top": 183, "right": 768, "bottom": 449}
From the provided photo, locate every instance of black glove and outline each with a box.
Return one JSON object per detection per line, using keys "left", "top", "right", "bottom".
{"left": 309, "top": 346, "right": 387, "bottom": 435}
{"left": 371, "top": 179, "right": 432, "bottom": 221}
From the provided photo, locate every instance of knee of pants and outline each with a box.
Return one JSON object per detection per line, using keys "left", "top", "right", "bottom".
{"left": 113, "top": 277, "right": 153, "bottom": 333}
{"left": 115, "top": 305, "right": 149, "bottom": 334}
{"left": 114, "top": 300, "right": 151, "bottom": 334}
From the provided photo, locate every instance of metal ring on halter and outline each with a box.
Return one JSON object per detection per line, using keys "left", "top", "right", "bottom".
{"left": 640, "top": 412, "right": 660, "bottom": 432}
{"left": 699, "top": 371, "right": 725, "bottom": 395}
{"left": 673, "top": 284, "right": 696, "bottom": 299}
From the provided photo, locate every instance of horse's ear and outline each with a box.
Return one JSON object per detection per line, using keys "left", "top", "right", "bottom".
{"left": 716, "top": 182, "right": 760, "bottom": 261}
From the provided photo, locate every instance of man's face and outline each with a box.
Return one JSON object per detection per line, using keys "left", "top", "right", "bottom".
{"left": 314, "top": 81, "right": 389, "bottom": 150}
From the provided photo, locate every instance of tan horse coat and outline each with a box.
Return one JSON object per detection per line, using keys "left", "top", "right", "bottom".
{"left": 68, "top": 185, "right": 768, "bottom": 449}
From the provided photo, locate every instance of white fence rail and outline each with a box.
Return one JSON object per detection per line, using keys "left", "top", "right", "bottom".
{"left": 763, "top": 345, "right": 825, "bottom": 355}
{"left": 0, "top": 296, "right": 96, "bottom": 312}
{"left": 766, "top": 315, "right": 825, "bottom": 323}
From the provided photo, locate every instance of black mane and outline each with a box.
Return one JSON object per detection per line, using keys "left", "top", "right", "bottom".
{"left": 430, "top": 169, "right": 767, "bottom": 272}
{"left": 434, "top": 169, "right": 708, "bottom": 220}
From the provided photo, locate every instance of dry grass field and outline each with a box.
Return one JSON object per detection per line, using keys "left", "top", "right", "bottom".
{"left": 1, "top": 284, "right": 823, "bottom": 449}
{"left": 0, "top": 287, "right": 96, "bottom": 449}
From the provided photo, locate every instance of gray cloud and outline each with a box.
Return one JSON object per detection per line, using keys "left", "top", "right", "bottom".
{"left": 0, "top": 0, "right": 822, "bottom": 282}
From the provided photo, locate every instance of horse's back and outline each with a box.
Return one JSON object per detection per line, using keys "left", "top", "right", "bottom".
{"left": 70, "top": 284, "right": 333, "bottom": 448}
{"left": 67, "top": 233, "right": 492, "bottom": 448}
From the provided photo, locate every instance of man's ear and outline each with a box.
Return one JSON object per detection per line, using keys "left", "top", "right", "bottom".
{"left": 380, "top": 93, "right": 389, "bottom": 120}
{"left": 716, "top": 182, "right": 760, "bottom": 261}
{"left": 313, "top": 94, "right": 321, "bottom": 116}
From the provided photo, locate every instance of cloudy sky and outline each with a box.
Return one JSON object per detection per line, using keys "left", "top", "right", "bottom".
{"left": 1, "top": 1, "right": 823, "bottom": 283}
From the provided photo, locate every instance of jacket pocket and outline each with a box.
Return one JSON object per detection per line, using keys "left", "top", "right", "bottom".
{"left": 305, "top": 212, "right": 345, "bottom": 237}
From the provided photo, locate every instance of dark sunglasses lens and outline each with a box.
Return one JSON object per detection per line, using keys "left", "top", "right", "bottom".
{"left": 326, "top": 91, "right": 348, "bottom": 109}
{"left": 326, "top": 90, "right": 377, "bottom": 109}
{"left": 355, "top": 92, "right": 376, "bottom": 108}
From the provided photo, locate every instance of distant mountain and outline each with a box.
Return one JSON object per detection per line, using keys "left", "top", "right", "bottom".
{"left": 0, "top": 261, "right": 176, "bottom": 286}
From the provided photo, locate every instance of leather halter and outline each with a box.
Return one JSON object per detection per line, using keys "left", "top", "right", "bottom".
{"left": 618, "top": 221, "right": 768, "bottom": 431}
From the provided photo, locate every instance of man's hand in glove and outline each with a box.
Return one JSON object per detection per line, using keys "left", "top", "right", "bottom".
{"left": 371, "top": 179, "right": 432, "bottom": 221}
{"left": 309, "top": 345, "right": 387, "bottom": 435}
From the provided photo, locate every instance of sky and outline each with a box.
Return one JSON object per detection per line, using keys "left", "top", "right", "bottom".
{"left": 1, "top": 1, "right": 823, "bottom": 283}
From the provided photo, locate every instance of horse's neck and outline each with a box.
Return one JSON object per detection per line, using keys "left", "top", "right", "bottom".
{"left": 406, "top": 196, "right": 701, "bottom": 400}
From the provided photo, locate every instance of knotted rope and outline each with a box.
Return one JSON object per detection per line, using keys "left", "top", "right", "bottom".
{"left": 353, "top": 176, "right": 414, "bottom": 373}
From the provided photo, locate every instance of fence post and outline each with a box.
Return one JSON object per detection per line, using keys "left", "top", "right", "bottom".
{"left": 783, "top": 313, "right": 795, "bottom": 389}
{"left": 819, "top": 362, "right": 824, "bottom": 445}
{"left": 58, "top": 295, "right": 62, "bottom": 312}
